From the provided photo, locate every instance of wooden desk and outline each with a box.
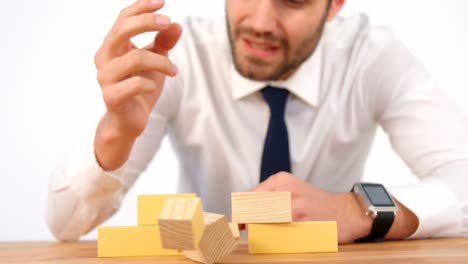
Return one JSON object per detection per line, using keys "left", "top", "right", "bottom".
{"left": 1, "top": 237, "right": 467, "bottom": 263}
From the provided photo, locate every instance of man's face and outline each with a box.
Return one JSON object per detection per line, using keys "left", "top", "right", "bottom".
{"left": 226, "top": 0, "right": 332, "bottom": 81}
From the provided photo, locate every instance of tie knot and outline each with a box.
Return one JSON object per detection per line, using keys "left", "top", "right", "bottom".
{"left": 261, "top": 86, "right": 289, "bottom": 116}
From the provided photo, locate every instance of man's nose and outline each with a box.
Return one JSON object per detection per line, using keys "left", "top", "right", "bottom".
{"left": 249, "top": 0, "right": 278, "bottom": 33}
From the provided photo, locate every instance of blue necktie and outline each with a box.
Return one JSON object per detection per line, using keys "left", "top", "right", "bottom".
{"left": 260, "top": 86, "right": 291, "bottom": 182}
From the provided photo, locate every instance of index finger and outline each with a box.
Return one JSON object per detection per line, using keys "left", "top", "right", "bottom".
{"left": 120, "top": 0, "right": 165, "bottom": 17}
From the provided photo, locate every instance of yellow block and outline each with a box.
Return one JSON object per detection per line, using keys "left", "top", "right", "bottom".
{"left": 138, "top": 193, "right": 196, "bottom": 226}
{"left": 248, "top": 221, "right": 338, "bottom": 254}
{"left": 97, "top": 226, "right": 182, "bottom": 257}
{"left": 158, "top": 197, "right": 205, "bottom": 250}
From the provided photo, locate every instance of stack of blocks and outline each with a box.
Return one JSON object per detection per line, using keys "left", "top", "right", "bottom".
{"left": 98, "top": 193, "right": 238, "bottom": 264}
{"left": 231, "top": 191, "right": 338, "bottom": 254}
{"left": 98, "top": 193, "right": 196, "bottom": 257}
{"left": 98, "top": 191, "right": 337, "bottom": 262}
{"left": 158, "top": 197, "right": 238, "bottom": 264}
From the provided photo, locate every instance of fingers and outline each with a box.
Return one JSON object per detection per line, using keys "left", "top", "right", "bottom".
{"left": 150, "top": 23, "right": 183, "bottom": 55}
{"left": 105, "top": 13, "right": 171, "bottom": 55}
{"left": 98, "top": 49, "right": 177, "bottom": 86}
{"left": 120, "top": 0, "right": 165, "bottom": 17}
{"left": 249, "top": 173, "right": 280, "bottom": 192}
{"left": 249, "top": 171, "right": 294, "bottom": 192}
{"left": 93, "top": 0, "right": 178, "bottom": 142}
{"left": 102, "top": 75, "right": 159, "bottom": 111}
{"left": 96, "top": 0, "right": 174, "bottom": 68}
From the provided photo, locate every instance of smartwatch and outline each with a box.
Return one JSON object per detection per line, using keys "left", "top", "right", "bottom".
{"left": 352, "top": 182, "right": 398, "bottom": 242}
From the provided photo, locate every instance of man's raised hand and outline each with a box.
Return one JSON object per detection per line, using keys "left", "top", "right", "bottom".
{"left": 93, "top": 0, "right": 182, "bottom": 170}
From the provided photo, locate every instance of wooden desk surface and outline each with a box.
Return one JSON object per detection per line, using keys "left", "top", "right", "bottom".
{"left": 1, "top": 237, "right": 467, "bottom": 263}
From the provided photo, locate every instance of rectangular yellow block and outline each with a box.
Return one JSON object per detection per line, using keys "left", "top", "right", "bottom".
{"left": 138, "top": 193, "right": 197, "bottom": 226}
{"left": 248, "top": 221, "right": 338, "bottom": 254}
{"left": 98, "top": 226, "right": 182, "bottom": 257}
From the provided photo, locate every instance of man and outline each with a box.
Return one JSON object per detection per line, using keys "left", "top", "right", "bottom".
{"left": 47, "top": 0, "right": 468, "bottom": 243}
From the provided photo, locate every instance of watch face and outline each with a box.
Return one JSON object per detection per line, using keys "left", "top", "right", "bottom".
{"left": 362, "top": 184, "right": 395, "bottom": 207}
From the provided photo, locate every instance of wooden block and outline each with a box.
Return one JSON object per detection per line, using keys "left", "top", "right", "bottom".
{"left": 231, "top": 192, "right": 292, "bottom": 224}
{"left": 228, "top": 223, "right": 240, "bottom": 240}
{"left": 248, "top": 221, "right": 338, "bottom": 254}
{"left": 97, "top": 226, "right": 182, "bottom": 257}
{"left": 184, "top": 213, "right": 237, "bottom": 264}
{"left": 158, "top": 197, "right": 205, "bottom": 250}
{"left": 138, "top": 193, "right": 197, "bottom": 226}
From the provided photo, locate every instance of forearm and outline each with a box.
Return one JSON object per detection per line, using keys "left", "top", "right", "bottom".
{"left": 339, "top": 193, "right": 418, "bottom": 243}
{"left": 49, "top": 109, "right": 169, "bottom": 240}
{"left": 46, "top": 183, "right": 121, "bottom": 241}
{"left": 371, "top": 38, "right": 468, "bottom": 238}
{"left": 94, "top": 113, "right": 138, "bottom": 170}
{"left": 385, "top": 198, "right": 419, "bottom": 240}
{"left": 390, "top": 164, "right": 468, "bottom": 239}
{"left": 46, "top": 146, "right": 125, "bottom": 241}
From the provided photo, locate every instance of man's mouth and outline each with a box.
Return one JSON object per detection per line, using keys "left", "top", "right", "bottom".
{"left": 242, "top": 37, "right": 281, "bottom": 57}
{"left": 248, "top": 40, "right": 277, "bottom": 50}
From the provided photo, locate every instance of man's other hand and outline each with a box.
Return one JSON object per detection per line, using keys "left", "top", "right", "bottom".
{"left": 250, "top": 172, "right": 418, "bottom": 244}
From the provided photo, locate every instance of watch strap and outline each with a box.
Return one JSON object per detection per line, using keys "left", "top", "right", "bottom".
{"left": 356, "top": 211, "right": 395, "bottom": 242}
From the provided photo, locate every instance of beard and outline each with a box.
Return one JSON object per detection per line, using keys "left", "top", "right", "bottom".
{"left": 226, "top": 9, "right": 329, "bottom": 81}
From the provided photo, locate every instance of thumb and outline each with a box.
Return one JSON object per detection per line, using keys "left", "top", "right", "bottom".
{"left": 149, "top": 23, "right": 183, "bottom": 56}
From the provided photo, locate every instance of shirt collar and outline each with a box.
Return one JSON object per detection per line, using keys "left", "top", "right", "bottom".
{"left": 231, "top": 41, "right": 323, "bottom": 107}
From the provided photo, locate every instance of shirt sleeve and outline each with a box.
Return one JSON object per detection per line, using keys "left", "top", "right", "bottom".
{"left": 46, "top": 69, "right": 184, "bottom": 241}
{"left": 363, "top": 35, "right": 468, "bottom": 238}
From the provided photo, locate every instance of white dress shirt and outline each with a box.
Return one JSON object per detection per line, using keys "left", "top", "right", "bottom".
{"left": 47, "top": 14, "right": 468, "bottom": 241}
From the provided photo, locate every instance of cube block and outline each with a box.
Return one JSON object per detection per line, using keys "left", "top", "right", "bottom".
{"left": 137, "top": 193, "right": 196, "bottom": 226}
{"left": 184, "top": 213, "right": 237, "bottom": 264}
{"left": 158, "top": 197, "right": 205, "bottom": 250}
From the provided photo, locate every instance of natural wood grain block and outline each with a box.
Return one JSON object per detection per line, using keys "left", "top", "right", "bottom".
{"left": 228, "top": 223, "right": 240, "bottom": 240}
{"left": 248, "top": 221, "right": 338, "bottom": 254}
{"left": 158, "top": 197, "right": 205, "bottom": 250}
{"left": 184, "top": 213, "right": 237, "bottom": 264}
{"left": 97, "top": 226, "right": 182, "bottom": 257}
{"left": 231, "top": 192, "right": 292, "bottom": 224}
{"left": 137, "top": 193, "right": 197, "bottom": 226}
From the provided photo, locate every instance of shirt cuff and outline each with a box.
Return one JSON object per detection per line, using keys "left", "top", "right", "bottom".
{"left": 389, "top": 178, "right": 464, "bottom": 239}
{"left": 62, "top": 142, "right": 128, "bottom": 207}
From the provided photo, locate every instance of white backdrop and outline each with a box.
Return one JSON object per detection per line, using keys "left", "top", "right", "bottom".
{"left": 1, "top": 0, "right": 467, "bottom": 241}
